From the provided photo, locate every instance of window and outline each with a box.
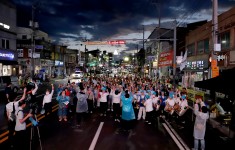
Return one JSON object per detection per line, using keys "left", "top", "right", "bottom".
{"left": 197, "top": 38, "right": 209, "bottom": 54}
{"left": 197, "top": 41, "right": 204, "bottom": 54}
{"left": 204, "top": 39, "right": 209, "bottom": 53}
{"left": 187, "top": 44, "right": 195, "bottom": 57}
{"left": 218, "top": 32, "right": 230, "bottom": 50}
{"left": 1, "top": 39, "right": 10, "bottom": 49}
{"left": 22, "top": 35, "right": 27, "bottom": 39}
{"left": 17, "top": 49, "right": 23, "bottom": 57}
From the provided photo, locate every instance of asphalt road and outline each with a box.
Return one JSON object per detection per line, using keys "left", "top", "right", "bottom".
{"left": 0, "top": 78, "right": 235, "bottom": 150}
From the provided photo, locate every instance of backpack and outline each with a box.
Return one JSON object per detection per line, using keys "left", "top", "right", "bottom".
{"left": 10, "top": 103, "right": 16, "bottom": 122}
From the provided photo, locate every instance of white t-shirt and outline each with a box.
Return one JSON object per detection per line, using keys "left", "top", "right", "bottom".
{"left": 145, "top": 99, "right": 153, "bottom": 112}
{"left": 152, "top": 97, "right": 159, "bottom": 105}
{"left": 179, "top": 100, "right": 188, "bottom": 110}
{"left": 6, "top": 101, "right": 20, "bottom": 121}
{"left": 174, "top": 97, "right": 181, "bottom": 104}
{"left": 43, "top": 90, "right": 54, "bottom": 106}
{"left": 112, "top": 92, "right": 122, "bottom": 104}
{"left": 15, "top": 107, "right": 26, "bottom": 131}
{"left": 166, "top": 98, "right": 175, "bottom": 107}
{"left": 99, "top": 92, "right": 109, "bottom": 102}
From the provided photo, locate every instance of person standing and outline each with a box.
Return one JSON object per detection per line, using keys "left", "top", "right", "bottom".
{"left": 5, "top": 87, "right": 27, "bottom": 148}
{"left": 42, "top": 84, "right": 54, "bottom": 117}
{"left": 86, "top": 86, "right": 94, "bottom": 114}
{"left": 4, "top": 82, "right": 14, "bottom": 119}
{"left": 144, "top": 95, "right": 154, "bottom": 125}
{"left": 193, "top": 101, "right": 209, "bottom": 150}
{"left": 99, "top": 87, "right": 109, "bottom": 116}
{"left": 15, "top": 100, "right": 33, "bottom": 150}
{"left": 111, "top": 85, "right": 122, "bottom": 122}
{"left": 56, "top": 90, "right": 70, "bottom": 121}
{"left": 137, "top": 90, "right": 147, "bottom": 120}
{"left": 121, "top": 90, "right": 135, "bottom": 132}
{"left": 75, "top": 86, "right": 88, "bottom": 128}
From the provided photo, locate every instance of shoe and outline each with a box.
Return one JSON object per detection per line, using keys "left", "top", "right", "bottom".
{"left": 100, "top": 114, "right": 103, "bottom": 116}
{"left": 111, "top": 109, "right": 113, "bottom": 112}
{"left": 137, "top": 118, "right": 141, "bottom": 120}
{"left": 59, "top": 118, "right": 62, "bottom": 121}
{"left": 148, "top": 122, "right": 151, "bottom": 125}
{"left": 116, "top": 119, "right": 120, "bottom": 123}
{"left": 64, "top": 118, "right": 67, "bottom": 121}
{"left": 107, "top": 109, "right": 110, "bottom": 111}
{"left": 104, "top": 114, "right": 106, "bottom": 116}
{"left": 145, "top": 120, "right": 148, "bottom": 123}
{"left": 90, "top": 111, "right": 93, "bottom": 114}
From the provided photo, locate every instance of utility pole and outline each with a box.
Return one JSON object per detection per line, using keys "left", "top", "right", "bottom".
{"left": 173, "top": 20, "right": 177, "bottom": 86}
{"left": 143, "top": 25, "right": 145, "bottom": 50}
{"left": 211, "top": 0, "right": 219, "bottom": 78}
{"left": 157, "top": 0, "right": 161, "bottom": 78}
{"left": 29, "top": 5, "right": 38, "bottom": 79}
{"left": 152, "top": 0, "right": 161, "bottom": 78}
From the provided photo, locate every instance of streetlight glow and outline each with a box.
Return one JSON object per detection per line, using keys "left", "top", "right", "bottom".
{"left": 124, "top": 57, "right": 129, "bottom": 62}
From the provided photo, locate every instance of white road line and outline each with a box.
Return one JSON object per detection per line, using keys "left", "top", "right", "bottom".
{"left": 162, "top": 123, "right": 185, "bottom": 150}
{"left": 89, "top": 122, "right": 104, "bottom": 150}
{"left": 164, "top": 121, "right": 190, "bottom": 150}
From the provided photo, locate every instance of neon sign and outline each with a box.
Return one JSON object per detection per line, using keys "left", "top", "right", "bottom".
{"left": 0, "top": 53, "right": 14, "bottom": 59}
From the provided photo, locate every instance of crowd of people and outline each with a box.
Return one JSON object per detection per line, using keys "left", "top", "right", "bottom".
{"left": 4, "top": 76, "right": 210, "bottom": 150}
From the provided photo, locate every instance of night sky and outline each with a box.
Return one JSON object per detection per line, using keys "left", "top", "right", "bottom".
{"left": 12, "top": 0, "right": 235, "bottom": 52}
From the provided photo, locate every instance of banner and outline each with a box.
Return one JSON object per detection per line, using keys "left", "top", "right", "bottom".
{"left": 180, "top": 50, "right": 187, "bottom": 71}
{"left": 158, "top": 51, "right": 173, "bottom": 67}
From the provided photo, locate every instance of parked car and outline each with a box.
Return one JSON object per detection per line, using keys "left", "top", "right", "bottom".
{"left": 0, "top": 76, "right": 21, "bottom": 93}
{"left": 70, "top": 71, "right": 84, "bottom": 79}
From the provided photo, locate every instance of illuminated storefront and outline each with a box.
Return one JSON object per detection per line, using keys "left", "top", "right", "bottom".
{"left": 0, "top": 49, "right": 18, "bottom": 76}
{"left": 182, "top": 54, "right": 209, "bottom": 88}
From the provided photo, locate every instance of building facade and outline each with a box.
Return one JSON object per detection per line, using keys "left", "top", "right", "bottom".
{"left": 183, "top": 7, "right": 235, "bottom": 88}
{"left": 17, "top": 27, "right": 53, "bottom": 76}
{"left": 0, "top": 0, "right": 18, "bottom": 76}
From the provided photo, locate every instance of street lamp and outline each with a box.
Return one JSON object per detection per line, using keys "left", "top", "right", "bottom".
{"left": 29, "top": 5, "right": 39, "bottom": 78}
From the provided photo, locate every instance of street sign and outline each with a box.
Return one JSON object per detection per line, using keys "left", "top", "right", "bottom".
{"left": 107, "top": 40, "right": 126, "bottom": 45}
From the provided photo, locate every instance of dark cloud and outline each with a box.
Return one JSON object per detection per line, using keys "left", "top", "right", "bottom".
{"left": 12, "top": 0, "right": 235, "bottom": 49}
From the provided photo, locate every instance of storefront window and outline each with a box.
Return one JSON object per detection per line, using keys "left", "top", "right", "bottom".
{"left": 0, "top": 63, "right": 2, "bottom": 76}
{"left": 218, "top": 32, "right": 230, "bottom": 50}
{"left": 187, "top": 44, "right": 195, "bottom": 57}
{"left": 2, "top": 65, "right": 12, "bottom": 76}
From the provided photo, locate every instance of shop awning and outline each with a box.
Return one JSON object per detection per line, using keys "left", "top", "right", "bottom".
{"left": 0, "top": 60, "right": 18, "bottom": 65}
{"left": 194, "top": 67, "right": 235, "bottom": 95}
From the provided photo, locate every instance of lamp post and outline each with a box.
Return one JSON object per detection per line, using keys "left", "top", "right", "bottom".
{"left": 80, "top": 44, "right": 88, "bottom": 75}
{"left": 29, "top": 5, "right": 39, "bottom": 78}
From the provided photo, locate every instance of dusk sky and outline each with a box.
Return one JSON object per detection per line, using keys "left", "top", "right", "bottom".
{"left": 12, "top": 0, "right": 235, "bottom": 53}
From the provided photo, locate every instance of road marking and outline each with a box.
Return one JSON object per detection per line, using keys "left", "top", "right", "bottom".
{"left": 164, "top": 121, "right": 190, "bottom": 150}
{"left": 162, "top": 123, "right": 186, "bottom": 150}
{"left": 89, "top": 122, "right": 104, "bottom": 150}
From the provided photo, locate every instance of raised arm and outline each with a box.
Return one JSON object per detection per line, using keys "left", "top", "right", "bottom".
{"left": 32, "top": 81, "right": 38, "bottom": 95}
{"left": 18, "top": 87, "right": 27, "bottom": 101}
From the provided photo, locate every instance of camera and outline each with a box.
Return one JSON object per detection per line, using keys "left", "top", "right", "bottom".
{"left": 29, "top": 102, "right": 39, "bottom": 115}
{"left": 26, "top": 82, "right": 35, "bottom": 92}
